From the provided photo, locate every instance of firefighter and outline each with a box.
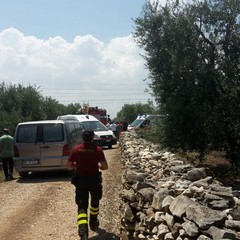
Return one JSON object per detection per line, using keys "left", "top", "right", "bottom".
{"left": 67, "top": 128, "right": 108, "bottom": 240}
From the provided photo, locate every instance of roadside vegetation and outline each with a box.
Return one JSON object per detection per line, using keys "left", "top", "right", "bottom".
{"left": 115, "top": 100, "right": 157, "bottom": 124}
{"left": 131, "top": 0, "right": 240, "bottom": 173}
{"left": 0, "top": 82, "right": 81, "bottom": 133}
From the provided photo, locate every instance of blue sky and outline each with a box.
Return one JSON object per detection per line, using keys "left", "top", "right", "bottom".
{"left": 0, "top": 0, "right": 146, "bottom": 42}
{"left": 0, "top": 0, "right": 166, "bottom": 118}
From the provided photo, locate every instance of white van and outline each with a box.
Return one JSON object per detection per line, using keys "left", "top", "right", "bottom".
{"left": 14, "top": 120, "right": 84, "bottom": 177}
{"left": 57, "top": 114, "right": 117, "bottom": 149}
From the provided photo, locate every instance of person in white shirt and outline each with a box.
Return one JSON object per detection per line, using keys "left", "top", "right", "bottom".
{"left": 110, "top": 121, "right": 117, "bottom": 137}
{"left": 106, "top": 122, "right": 111, "bottom": 129}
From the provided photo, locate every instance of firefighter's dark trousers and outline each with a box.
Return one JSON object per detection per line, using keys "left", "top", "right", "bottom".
{"left": 74, "top": 174, "right": 102, "bottom": 238}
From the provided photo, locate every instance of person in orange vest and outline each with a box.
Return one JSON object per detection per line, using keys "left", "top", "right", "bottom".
{"left": 67, "top": 129, "right": 108, "bottom": 240}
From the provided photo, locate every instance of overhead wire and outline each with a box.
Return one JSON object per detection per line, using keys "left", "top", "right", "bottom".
{"left": 40, "top": 87, "right": 154, "bottom": 106}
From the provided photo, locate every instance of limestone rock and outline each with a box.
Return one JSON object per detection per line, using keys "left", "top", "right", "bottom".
{"left": 186, "top": 203, "right": 227, "bottom": 229}
{"left": 169, "top": 195, "right": 195, "bottom": 218}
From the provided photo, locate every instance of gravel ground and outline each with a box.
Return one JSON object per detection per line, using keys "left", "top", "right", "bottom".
{"left": 0, "top": 145, "right": 122, "bottom": 240}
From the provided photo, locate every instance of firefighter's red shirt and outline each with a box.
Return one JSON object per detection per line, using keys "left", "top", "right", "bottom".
{"left": 68, "top": 142, "right": 106, "bottom": 176}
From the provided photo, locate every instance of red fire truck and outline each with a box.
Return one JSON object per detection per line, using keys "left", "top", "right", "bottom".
{"left": 80, "top": 105, "right": 108, "bottom": 125}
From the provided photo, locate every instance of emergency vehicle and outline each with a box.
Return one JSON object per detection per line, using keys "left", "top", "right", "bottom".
{"left": 78, "top": 105, "right": 108, "bottom": 125}
{"left": 57, "top": 114, "right": 117, "bottom": 149}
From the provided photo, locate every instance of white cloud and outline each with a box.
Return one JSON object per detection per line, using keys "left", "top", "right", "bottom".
{"left": 0, "top": 28, "right": 151, "bottom": 118}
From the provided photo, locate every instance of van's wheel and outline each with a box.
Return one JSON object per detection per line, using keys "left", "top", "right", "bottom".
{"left": 108, "top": 145, "right": 112, "bottom": 149}
{"left": 18, "top": 172, "right": 29, "bottom": 178}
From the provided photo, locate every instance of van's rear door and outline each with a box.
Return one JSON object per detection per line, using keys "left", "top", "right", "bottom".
{"left": 15, "top": 124, "right": 41, "bottom": 165}
{"left": 39, "top": 123, "right": 65, "bottom": 167}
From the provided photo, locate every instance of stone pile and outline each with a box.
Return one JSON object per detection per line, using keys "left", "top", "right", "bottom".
{"left": 119, "top": 131, "right": 240, "bottom": 240}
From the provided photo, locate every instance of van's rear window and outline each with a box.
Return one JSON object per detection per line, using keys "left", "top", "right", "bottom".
{"left": 43, "top": 124, "right": 64, "bottom": 142}
{"left": 17, "top": 125, "right": 38, "bottom": 143}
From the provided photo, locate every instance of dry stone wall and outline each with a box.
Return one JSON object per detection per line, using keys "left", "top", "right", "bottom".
{"left": 119, "top": 131, "right": 240, "bottom": 240}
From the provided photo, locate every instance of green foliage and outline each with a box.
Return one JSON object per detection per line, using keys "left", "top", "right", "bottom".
{"left": 42, "top": 97, "right": 63, "bottom": 120}
{"left": 0, "top": 83, "right": 45, "bottom": 132}
{"left": 134, "top": 0, "right": 240, "bottom": 166}
{"left": 116, "top": 100, "right": 156, "bottom": 124}
{"left": 65, "top": 103, "right": 82, "bottom": 115}
{"left": 0, "top": 82, "right": 82, "bottom": 134}
{"left": 136, "top": 125, "right": 162, "bottom": 145}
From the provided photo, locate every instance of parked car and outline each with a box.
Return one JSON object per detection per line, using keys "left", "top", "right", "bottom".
{"left": 57, "top": 114, "right": 117, "bottom": 149}
{"left": 14, "top": 119, "right": 84, "bottom": 177}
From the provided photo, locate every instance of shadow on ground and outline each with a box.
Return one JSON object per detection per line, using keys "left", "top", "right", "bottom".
{"left": 90, "top": 228, "right": 120, "bottom": 240}
{"left": 15, "top": 170, "right": 73, "bottom": 184}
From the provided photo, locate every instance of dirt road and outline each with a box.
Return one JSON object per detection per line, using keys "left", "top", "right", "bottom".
{"left": 0, "top": 145, "right": 122, "bottom": 240}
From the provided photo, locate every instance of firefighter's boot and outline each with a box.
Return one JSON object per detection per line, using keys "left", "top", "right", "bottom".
{"left": 78, "top": 226, "right": 88, "bottom": 240}
{"left": 89, "top": 215, "right": 99, "bottom": 231}
{"left": 80, "top": 235, "right": 88, "bottom": 240}
{"left": 78, "top": 213, "right": 89, "bottom": 240}
{"left": 90, "top": 217, "right": 99, "bottom": 231}
{"left": 89, "top": 206, "right": 99, "bottom": 231}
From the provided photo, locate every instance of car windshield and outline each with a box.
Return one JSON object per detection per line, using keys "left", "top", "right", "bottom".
{"left": 129, "top": 119, "right": 144, "bottom": 127}
{"left": 81, "top": 121, "right": 109, "bottom": 132}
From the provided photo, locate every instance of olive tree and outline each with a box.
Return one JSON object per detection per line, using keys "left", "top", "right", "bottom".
{"left": 116, "top": 100, "right": 156, "bottom": 124}
{"left": 0, "top": 83, "right": 45, "bottom": 132}
{"left": 0, "top": 82, "right": 83, "bottom": 133}
{"left": 134, "top": 0, "right": 240, "bottom": 166}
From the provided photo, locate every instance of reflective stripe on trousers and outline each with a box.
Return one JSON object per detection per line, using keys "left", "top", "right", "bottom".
{"left": 78, "top": 212, "right": 88, "bottom": 238}
{"left": 90, "top": 206, "right": 99, "bottom": 216}
{"left": 78, "top": 213, "right": 88, "bottom": 226}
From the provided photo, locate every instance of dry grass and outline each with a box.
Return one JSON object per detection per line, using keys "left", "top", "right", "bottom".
{"left": 178, "top": 150, "right": 240, "bottom": 190}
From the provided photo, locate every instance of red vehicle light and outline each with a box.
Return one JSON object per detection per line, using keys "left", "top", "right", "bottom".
{"left": 62, "top": 144, "right": 70, "bottom": 156}
{"left": 14, "top": 146, "right": 19, "bottom": 158}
